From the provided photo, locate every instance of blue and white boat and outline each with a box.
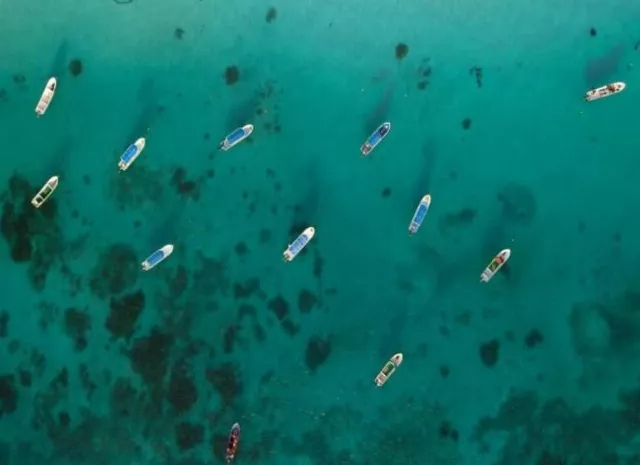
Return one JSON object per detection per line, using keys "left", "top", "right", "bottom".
{"left": 283, "top": 226, "right": 315, "bottom": 262}
{"left": 360, "top": 122, "right": 391, "bottom": 156}
{"left": 118, "top": 137, "right": 146, "bottom": 171}
{"left": 141, "top": 244, "right": 174, "bottom": 271}
{"left": 219, "top": 124, "right": 254, "bottom": 151}
{"left": 408, "top": 194, "right": 432, "bottom": 235}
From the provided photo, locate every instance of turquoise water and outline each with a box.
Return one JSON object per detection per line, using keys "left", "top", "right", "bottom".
{"left": 2, "top": 0, "right": 640, "bottom": 463}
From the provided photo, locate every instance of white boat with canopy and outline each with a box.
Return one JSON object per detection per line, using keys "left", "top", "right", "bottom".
{"left": 31, "top": 176, "right": 59, "bottom": 208}
{"left": 35, "top": 77, "right": 57, "bottom": 117}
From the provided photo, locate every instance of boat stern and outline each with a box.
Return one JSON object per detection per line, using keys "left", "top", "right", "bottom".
{"left": 374, "top": 373, "right": 387, "bottom": 386}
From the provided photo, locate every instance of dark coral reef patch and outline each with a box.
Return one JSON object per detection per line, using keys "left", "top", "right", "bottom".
{"left": 206, "top": 363, "right": 242, "bottom": 406}
{"left": 167, "top": 361, "right": 198, "bottom": 414}
{"left": 395, "top": 43, "right": 409, "bottom": 60}
{"left": 89, "top": 243, "right": 138, "bottom": 298}
{"left": 106, "top": 290, "right": 145, "bottom": 341}
{"left": 1, "top": 175, "right": 64, "bottom": 291}
{"left": 0, "top": 374, "right": 18, "bottom": 417}
{"left": 171, "top": 167, "right": 201, "bottom": 201}
{"left": 265, "top": 7, "right": 277, "bottom": 23}
{"left": 497, "top": 183, "right": 537, "bottom": 224}
{"left": 175, "top": 421, "right": 204, "bottom": 451}
{"left": 305, "top": 336, "right": 332, "bottom": 372}
{"left": 63, "top": 308, "right": 91, "bottom": 352}
{"left": 128, "top": 327, "right": 174, "bottom": 389}
{"left": 68, "top": 59, "right": 82, "bottom": 77}
{"left": 108, "top": 164, "right": 164, "bottom": 209}
{"left": 298, "top": 289, "right": 318, "bottom": 313}
{"left": 224, "top": 66, "right": 239, "bottom": 85}
{"left": 473, "top": 386, "right": 640, "bottom": 465}
{"left": 479, "top": 339, "right": 500, "bottom": 367}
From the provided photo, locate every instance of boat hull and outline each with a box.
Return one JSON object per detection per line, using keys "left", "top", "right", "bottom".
{"left": 31, "top": 176, "right": 59, "bottom": 208}
{"left": 408, "top": 194, "right": 431, "bottom": 234}
{"left": 220, "top": 124, "right": 254, "bottom": 151}
{"left": 225, "top": 422, "right": 241, "bottom": 464}
{"left": 118, "top": 138, "right": 146, "bottom": 171}
{"left": 141, "top": 244, "right": 174, "bottom": 271}
{"left": 480, "top": 248, "right": 511, "bottom": 282}
{"left": 35, "top": 77, "right": 57, "bottom": 117}
{"left": 360, "top": 122, "right": 391, "bottom": 156}
{"left": 283, "top": 226, "right": 315, "bottom": 262}
{"left": 585, "top": 82, "right": 626, "bottom": 102}
{"left": 374, "top": 353, "right": 403, "bottom": 386}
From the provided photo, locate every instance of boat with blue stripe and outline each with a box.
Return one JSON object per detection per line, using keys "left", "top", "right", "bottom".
{"left": 360, "top": 122, "right": 391, "bottom": 156}
{"left": 408, "top": 194, "right": 431, "bottom": 235}
{"left": 219, "top": 124, "right": 253, "bottom": 151}
{"left": 283, "top": 226, "right": 315, "bottom": 262}
{"left": 118, "top": 137, "right": 146, "bottom": 171}
{"left": 141, "top": 244, "right": 174, "bottom": 271}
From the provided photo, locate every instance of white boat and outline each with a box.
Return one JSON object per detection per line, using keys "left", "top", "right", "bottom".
{"left": 141, "top": 244, "right": 174, "bottom": 271}
{"left": 374, "top": 353, "right": 403, "bottom": 387}
{"left": 361, "top": 122, "right": 391, "bottom": 156}
{"left": 283, "top": 226, "right": 315, "bottom": 262}
{"left": 118, "top": 138, "right": 146, "bottom": 171}
{"left": 30, "top": 176, "right": 59, "bottom": 208}
{"left": 408, "top": 194, "right": 431, "bottom": 235}
{"left": 35, "top": 77, "right": 57, "bottom": 117}
{"left": 219, "top": 124, "right": 253, "bottom": 151}
{"left": 585, "top": 82, "right": 626, "bottom": 102}
{"left": 480, "top": 248, "right": 511, "bottom": 282}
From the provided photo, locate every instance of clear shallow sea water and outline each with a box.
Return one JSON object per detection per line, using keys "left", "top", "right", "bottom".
{"left": 2, "top": 0, "right": 640, "bottom": 464}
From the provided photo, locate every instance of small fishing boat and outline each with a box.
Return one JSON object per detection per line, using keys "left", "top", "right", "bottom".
{"left": 361, "top": 122, "right": 391, "bottom": 156}
{"left": 225, "top": 423, "right": 241, "bottom": 464}
{"left": 408, "top": 194, "right": 431, "bottom": 235}
{"left": 35, "top": 77, "right": 57, "bottom": 117}
{"left": 141, "top": 244, "right": 174, "bottom": 271}
{"left": 480, "top": 248, "right": 511, "bottom": 282}
{"left": 31, "top": 176, "right": 59, "bottom": 208}
{"left": 118, "top": 138, "right": 146, "bottom": 171}
{"left": 219, "top": 124, "right": 254, "bottom": 151}
{"left": 585, "top": 82, "right": 626, "bottom": 102}
{"left": 283, "top": 226, "right": 315, "bottom": 262}
{"left": 374, "top": 353, "right": 403, "bottom": 387}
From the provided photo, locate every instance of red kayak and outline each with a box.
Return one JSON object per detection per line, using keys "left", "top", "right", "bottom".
{"left": 225, "top": 423, "right": 241, "bottom": 464}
